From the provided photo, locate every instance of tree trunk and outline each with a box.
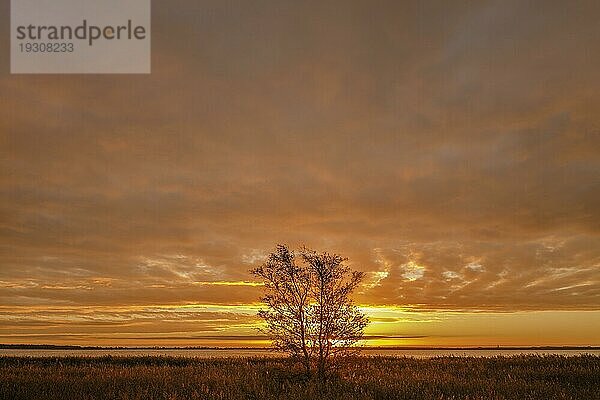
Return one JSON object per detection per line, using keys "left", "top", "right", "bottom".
{"left": 303, "top": 353, "right": 311, "bottom": 376}
{"left": 317, "top": 355, "right": 326, "bottom": 381}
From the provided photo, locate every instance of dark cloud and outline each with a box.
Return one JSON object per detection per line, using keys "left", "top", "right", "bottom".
{"left": 0, "top": 1, "right": 599, "bottom": 344}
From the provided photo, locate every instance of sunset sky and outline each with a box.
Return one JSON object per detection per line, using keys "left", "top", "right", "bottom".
{"left": 1, "top": 1, "right": 599, "bottom": 347}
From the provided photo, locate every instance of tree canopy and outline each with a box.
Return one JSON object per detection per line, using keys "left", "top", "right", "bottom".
{"left": 251, "top": 244, "right": 368, "bottom": 377}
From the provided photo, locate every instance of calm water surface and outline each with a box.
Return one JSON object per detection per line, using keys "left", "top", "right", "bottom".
{"left": 2, "top": 348, "right": 598, "bottom": 358}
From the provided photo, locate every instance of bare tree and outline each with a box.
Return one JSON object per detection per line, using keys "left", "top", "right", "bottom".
{"left": 251, "top": 244, "right": 368, "bottom": 378}
{"left": 250, "top": 245, "right": 312, "bottom": 373}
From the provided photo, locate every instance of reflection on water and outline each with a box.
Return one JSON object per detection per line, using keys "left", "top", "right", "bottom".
{"left": 1, "top": 348, "right": 599, "bottom": 358}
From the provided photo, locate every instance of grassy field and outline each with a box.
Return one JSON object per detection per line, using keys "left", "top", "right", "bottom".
{"left": 1, "top": 355, "right": 599, "bottom": 400}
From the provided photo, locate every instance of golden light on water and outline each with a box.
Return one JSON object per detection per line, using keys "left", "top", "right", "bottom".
{"left": 1, "top": 1, "right": 599, "bottom": 348}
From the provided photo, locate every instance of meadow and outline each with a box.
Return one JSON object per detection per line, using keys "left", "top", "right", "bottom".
{"left": 1, "top": 355, "right": 599, "bottom": 400}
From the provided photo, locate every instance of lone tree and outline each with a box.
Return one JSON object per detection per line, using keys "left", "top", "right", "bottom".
{"left": 251, "top": 244, "right": 368, "bottom": 378}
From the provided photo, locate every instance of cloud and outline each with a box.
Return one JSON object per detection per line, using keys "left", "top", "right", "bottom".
{"left": 0, "top": 0, "right": 599, "bottom": 344}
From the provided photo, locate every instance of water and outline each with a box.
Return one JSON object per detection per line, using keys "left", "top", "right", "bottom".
{"left": 2, "top": 348, "right": 598, "bottom": 358}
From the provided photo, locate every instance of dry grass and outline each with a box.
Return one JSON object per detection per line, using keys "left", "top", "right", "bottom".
{"left": 1, "top": 355, "right": 599, "bottom": 399}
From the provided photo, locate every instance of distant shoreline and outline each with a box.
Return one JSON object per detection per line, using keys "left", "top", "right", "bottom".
{"left": 2, "top": 344, "right": 599, "bottom": 351}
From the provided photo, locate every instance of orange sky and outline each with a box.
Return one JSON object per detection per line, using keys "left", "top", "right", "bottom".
{"left": 1, "top": 0, "right": 599, "bottom": 347}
